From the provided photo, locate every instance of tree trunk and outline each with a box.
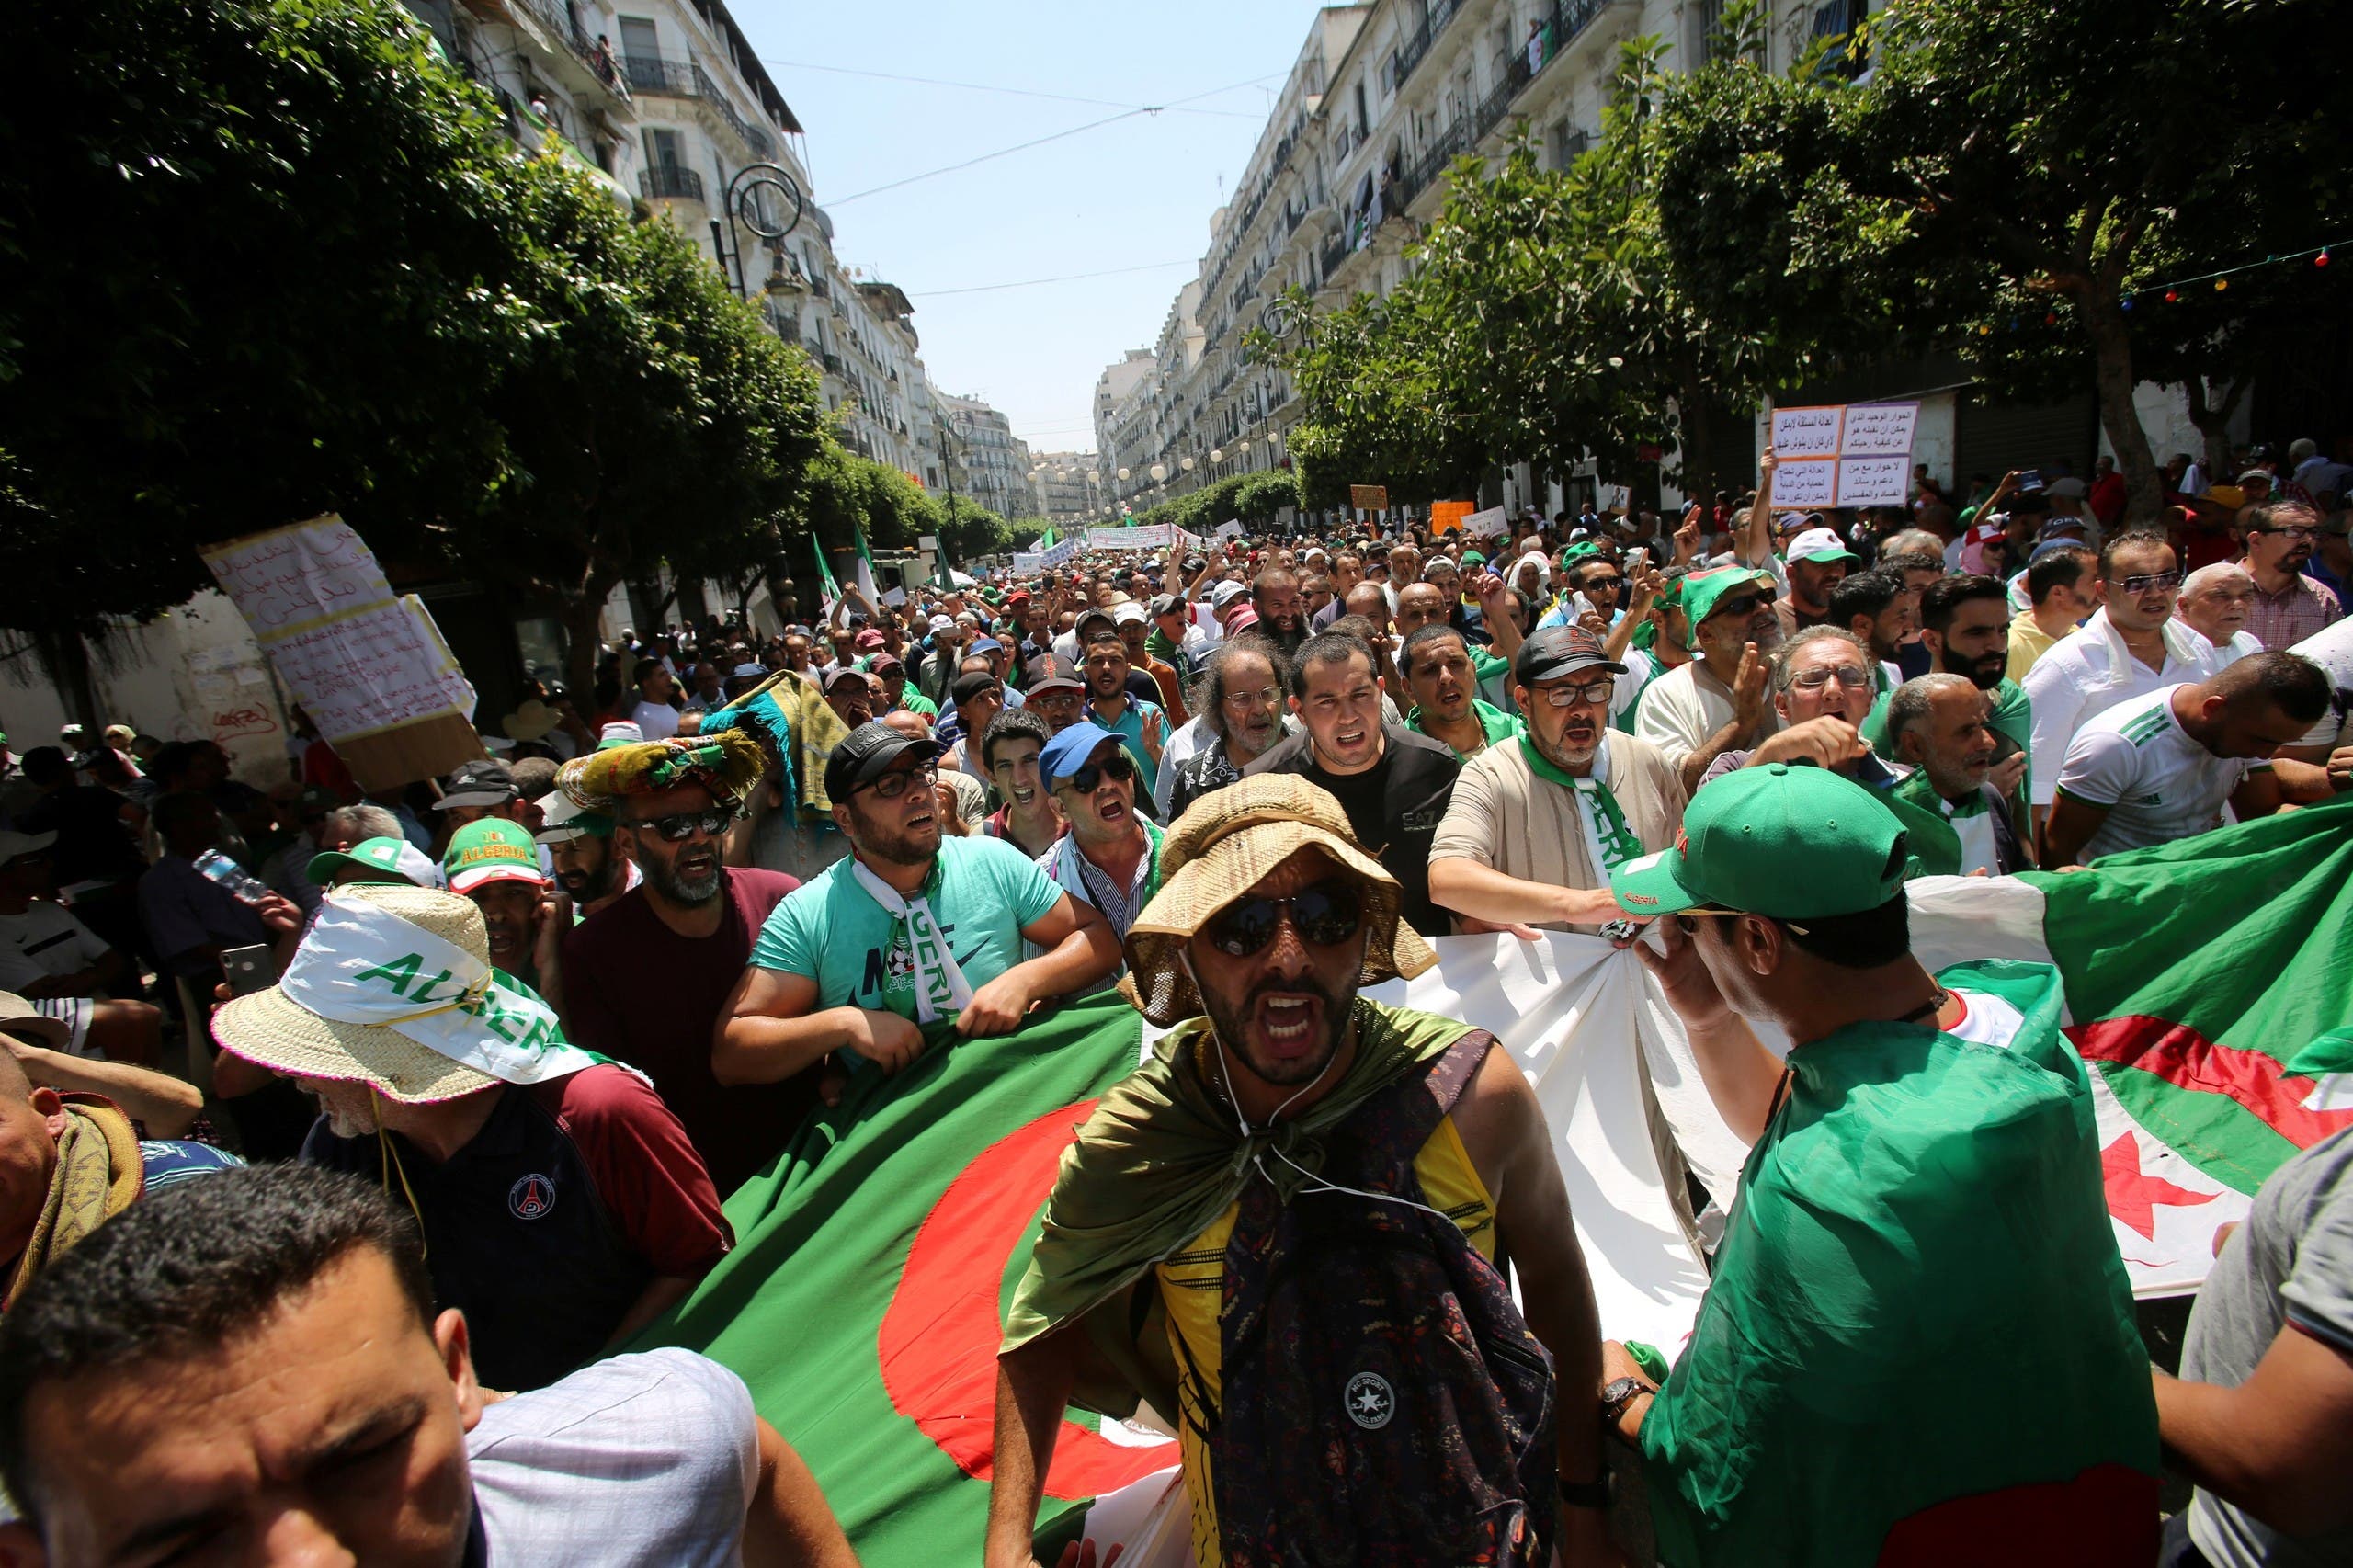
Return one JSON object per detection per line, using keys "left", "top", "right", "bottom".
{"left": 560, "top": 568, "right": 620, "bottom": 703}
{"left": 2183, "top": 375, "right": 2246, "bottom": 479}
{"left": 2079, "top": 291, "right": 2162, "bottom": 523}
{"left": 35, "top": 630, "right": 103, "bottom": 733}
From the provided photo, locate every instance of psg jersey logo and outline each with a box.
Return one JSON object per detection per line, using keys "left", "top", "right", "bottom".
{"left": 508, "top": 1173, "right": 558, "bottom": 1221}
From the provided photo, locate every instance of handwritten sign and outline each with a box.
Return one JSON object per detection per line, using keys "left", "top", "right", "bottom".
{"left": 1428, "top": 500, "right": 1474, "bottom": 535}
{"left": 1837, "top": 456, "right": 1912, "bottom": 508}
{"left": 199, "top": 516, "right": 472, "bottom": 752}
{"left": 1463, "top": 505, "right": 1509, "bottom": 540}
{"left": 1348, "top": 484, "right": 1389, "bottom": 512}
{"left": 1088, "top": 524, "right": 1172, "bottom": 550}
{"left": 1839, "top": 402, "right": 1917, "bottom": 457}
{"left": 1772, "top": 460, "right": 1838, "bottom": 511}
{"left": 1769, "top": 405, "right": 1844, "bottom": 460}
{"left": 1214, "top": 519, "right": 1245, "bottom": 541}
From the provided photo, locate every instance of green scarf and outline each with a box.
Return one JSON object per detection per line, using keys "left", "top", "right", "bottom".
{"left": 1885, "top": 767, "right": 1965, "bottom": 880}
{"left": 1144, "top": 627, "right": 1179, "bottom": 665}
{"left": 1518, "top": 733, "right": 1645, "bottom": 873}
{"left": 1404, "top": 698, "right": 1521, "bottom": 758}
{"left": 1001, "top": 1000, "right": 1470, "bottom": 1411}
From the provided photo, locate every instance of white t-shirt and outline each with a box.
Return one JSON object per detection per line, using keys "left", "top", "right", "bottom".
{"left": 631, "top": 699, "right": 681, "bottom": 743}
{"left": 2054, "top": 685, "right": 2267, "bottom": 861}
{"left": 470, "top": 1348, "right": 759, "bottom": 1567}
{"left": 2290, "top": 616, "right": 2353, "bottom": 751}
{"left": 0, "top": 902, "right": 110, "bottom": 994}
{"left": 1631, "top": 658, "right": 1779, "bottom": 768}
{"left": 2020, "top": 609, "right": 2219, "bottom": 806}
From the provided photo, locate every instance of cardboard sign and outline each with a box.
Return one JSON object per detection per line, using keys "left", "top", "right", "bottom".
{"left": 1771, "top": 460, "right": 1838, "bottom": 511}
{"left": 1214, "top": 519, "right": 1245, "bottom": 541}
{"left": 200, "top": 517, "right": 482, "bottom": 790}
{"left": 1838, "top": 402, "right": 1918, "bottom": 457}
{"left": 1429, "top": 500, "right": 1474, "bottom": 535}
{"left": 1837, "top": 455, "right": 1913, "bottom": 508}
{"left": 1463, "top": 505, "right": 1509, "bottom": 540}
{"left": 1349, "top": 484, "right": 1389, "bottom": 511}
{"left": 1765, "top": 401, "right": 1920, "bottom": 509}
{"left": 1769, "top": 405, "right": 1844, "bottom": 460}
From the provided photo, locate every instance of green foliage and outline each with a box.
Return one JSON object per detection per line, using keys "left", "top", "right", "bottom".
{"left": 1006, "top": 518, "right": 1051, "bottom": 551}
{"left": 1129, "top": 468, "right": 1302, "bottom": 534}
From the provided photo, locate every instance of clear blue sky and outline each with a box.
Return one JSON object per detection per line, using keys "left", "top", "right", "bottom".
{"left": 728, "top": 0, "right": 1329, "bottom": 455}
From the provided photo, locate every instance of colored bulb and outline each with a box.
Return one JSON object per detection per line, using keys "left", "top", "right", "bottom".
{"left": 2318, "top": 250, "right": 2331, "bottom": 267}
{"left": 2214, "top": 278, "right": 2228, "bottom": 291}
{"left": 2165, "top": 290, "right": 2179, "bottom": 302}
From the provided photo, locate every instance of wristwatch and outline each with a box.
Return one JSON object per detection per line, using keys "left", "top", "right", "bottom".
{"left": 1599, "top": 1375, "right": 1655, "bottom": 1440}
{"left": 1558, "top": 1469, "right": 1617, "bottom": 1510}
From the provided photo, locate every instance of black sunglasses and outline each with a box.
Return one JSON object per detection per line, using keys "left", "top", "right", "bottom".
{"left": 1709, "top": 591, "right": 1768, "bottom": 621}
{"left": 1060, "top": 754, "right": 1136, "bottom": 793}
{"left": 635, "top": 806, "right": 735, "bottom": 842}
{"left": 1204, "top": 879, "right": 1367, "bottom": 957}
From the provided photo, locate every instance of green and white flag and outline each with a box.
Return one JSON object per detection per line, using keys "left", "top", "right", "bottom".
{"left": 853, "top": 523, "right": 883, "bottom": 605}
{"left": 813, "top": 533, "right": 842, "bottom": 608}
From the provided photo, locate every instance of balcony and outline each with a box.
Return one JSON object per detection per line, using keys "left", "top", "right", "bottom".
{"left": 822, "top": 352, "right": 844, "bottom": 375}
{"left": 622, "top": 53, "right": 779, "bottom": 159}
{"left": 641, "top": 164, "right": 706, "bottom": 203}
{"left": 624, "top": 53, "right": 693, "bottom": 97}
{"left": 692, "top": 60, "right": 778, "bottom": 161}
{"left": 514, "top": 0, "right": 631, "bottom": 99}
{"left": 1386, "top": 0, "right": 1467, "bottom": 96}
{"left": 1397, "top": 119, "right": 1471, "bottom": 211}
{"left": 1318, "top": 231, "right": 1348, "bottom": 284}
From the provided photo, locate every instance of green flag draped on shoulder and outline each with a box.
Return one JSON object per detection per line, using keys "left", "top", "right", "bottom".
{"left": 632, "top": 994, "right": 1176, "bottom": 1566}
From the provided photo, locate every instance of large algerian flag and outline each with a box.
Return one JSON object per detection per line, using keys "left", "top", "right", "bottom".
{"left": 852, "top": 524, "right": 883, "bottom": 605}
{"left": 1907, "top": 794, "right": 2353, "bottom": 1295}
{"left": 1040, "top": 527, "right": 1059, "bottom": 548}
{"left": 635, "top": 994, "right": 1179, "bottom": 1566}
{"left": 813, "top": 533, "right": 841, "bottom": 608}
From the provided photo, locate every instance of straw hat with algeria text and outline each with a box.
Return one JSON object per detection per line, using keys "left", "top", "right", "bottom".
{"left": 1120, "top": 773, "right": 1436, "bottom": 1027}
{"left": 213, "top": 883, "right": 503, "bottom": 1105}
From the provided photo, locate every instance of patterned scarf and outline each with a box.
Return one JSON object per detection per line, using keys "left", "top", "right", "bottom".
{"left": 5, "top": 1097, "right": 142, "bottom": 1310}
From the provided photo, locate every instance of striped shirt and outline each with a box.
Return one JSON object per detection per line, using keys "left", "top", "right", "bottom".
{"left": 2241, "top": 569, "right": 2341, "bottom": 651}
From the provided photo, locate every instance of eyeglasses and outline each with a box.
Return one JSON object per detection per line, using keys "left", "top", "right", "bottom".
{"left": 1581, "top": 575, "right": 1625, "bottom": 593}
{"left": 1203, "top": 879, "right": 1367, "bottom": 957}
{"left": 2116, "top": 571, "right": 2183, "bottom": 596}
{"left": 2254, "top": 525, "right": 2315, "bottom": 541}
{"left": 1222, "top": 686, "right": 1283, "bottom": 710}
{"left": 635, "top": 806, "right": 736, "bottom": 842}
{"left": 863, "top": 761, "right": 938, "bottom": 801}
{"left": 1790, "top": 665, "right": 1872, "bottom": 690}
{"left": 1059, "top": 754, "right": 1136, "bottom": 793}
{"left": 1708, "top": 592, "right": 1768, "bottom": 621}
{"left": 1531, "top": 678, "right": 1616, "bottom": 708}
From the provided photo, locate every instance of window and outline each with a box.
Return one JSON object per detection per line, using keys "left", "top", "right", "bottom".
{"left": 618, "top": 16, "right": 659, "bottom": 61}
{"left": 642, "top": 126, "right": 684, "bottom": 171}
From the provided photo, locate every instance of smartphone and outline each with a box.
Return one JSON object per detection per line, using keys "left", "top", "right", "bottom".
{"left": 2017, "top": 469, "right": 2046, "bottom": 493}
{"left": 221, "top": 944, "right": 278, "bottom": 997}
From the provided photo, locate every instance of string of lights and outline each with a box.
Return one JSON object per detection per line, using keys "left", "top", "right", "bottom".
{"left": 2119, "top": 238, "right": 2338, "bottom": 309}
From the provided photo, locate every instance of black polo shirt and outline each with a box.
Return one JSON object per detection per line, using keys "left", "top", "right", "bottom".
{"left": 1245, "top": 722, "right": 1461, "bottom": 937}
{"left": 305, "top": 1064, "right": 730, "bottom": 1392}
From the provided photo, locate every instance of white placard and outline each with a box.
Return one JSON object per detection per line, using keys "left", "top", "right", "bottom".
{"left": 1214, "top": 519, "right": 1244, "bottom": 541}
{"left": 1839, "top": 402, "right": 1918, "bottom": 457}
{"left": 200, "top": 517, "right": 472, "bottom": 744}
{"left": 1771, "top": 459, "right": 1838, "bottom": 510}
{"left": 1463, "top": 505, "right": 1509, "bottom": 540}
{"left": 1089, "top": 524, "right": 1172, "bottom": 550}
{"left": 1769, "top": 404, "right": 1844, "bottom": 460}
{"left": 1837, "top": 455, "right": 1913, "bottom": 508}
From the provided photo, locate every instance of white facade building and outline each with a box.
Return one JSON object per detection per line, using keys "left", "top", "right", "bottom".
{"left": 938, "top": 395, "right": 1035, "bottom": 524}
{"left": 1029, "top": 453, "right": 1107, "bottom": 529}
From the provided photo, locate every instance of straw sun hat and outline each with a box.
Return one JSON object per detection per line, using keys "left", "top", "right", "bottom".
{"left": 1120, "top": 773, "right": 1436, "bottom": 1027}
{"left": 213, "top": 882, "right": 503, "bottom": 1105}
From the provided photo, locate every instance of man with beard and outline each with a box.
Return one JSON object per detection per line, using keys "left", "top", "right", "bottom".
{"left": 559, "top": 733, "right": 804, "bottom": 1196}
{"left": 1827, "top": 568, "right": 1918, "bottom": 704}
{"left": 1021, "top": 653, "right": 1088, "bottom": 734}
{"left": 1885, "top": 675, "right": 2031, "bottom": 877}
{"left": 533, "top": 790, "right": 637, "bottom": 918}
{"left": 1635, "top": 564, "right": 1782, "bottom": 790}
{"left": 1245, "top": 632, "right": 1460, "bottom": 937}
{"left": 217, "top": 883, "right": 731, "bottom": 1392}
{"left": 1611, "top": 568, "right": 1694, "bottom": 733}
{"left": 820, "top": 665, "right": 873, "bottom": 730}
{"left": 1772, "top": 524, "right": 1856, "bottom": 640}
{"left": 1165, "top": 637, "right": 1293, "bottom": 821}
{"left": 2238, "top": 500, "right": 2342, "bottom": 650}
{"left": 1401, "top": 624, "right": 1519, "bottom": 760}
{"left": 1115, "top": 600, "right": 1189, "bottom": 722}
{"left": 988, "top": 775, "right": 1611, "bottom": 1568}
{"left": 938, "top": 667, "right": 1006, "bottom": 778}
{"left": 441, "top": 820, "right": 563, "bottom": 1008}
{"left": 1079, "top": 632, "right": 1169, "bottom": 803}
{"left": 1863, "top": 574, "right": 2033, "bottom": 818}
{"left": 980, "top": 710, "right": 1064, "bottom": 858}
{"left": 1430, "top": 626, "right": 1684, "bottom": 934}
{"left": 1251, "top": 568, "right": 1310, "bottom": 654}
{"left": 718, "top": 722, "right": 1120, "bottom": 1089}
{"left": 1034, "top": 722, "right": 1161, "bottom": 954}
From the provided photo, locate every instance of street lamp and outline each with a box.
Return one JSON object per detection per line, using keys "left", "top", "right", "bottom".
{"left": 1149, "top": 463, "right": 1168, "bottom": 483}
{"left": 1180, "top": 457, "right": 1195, "bottom": 473}
{"left": 708, "top": 162, "right": 806, "bottom": 299}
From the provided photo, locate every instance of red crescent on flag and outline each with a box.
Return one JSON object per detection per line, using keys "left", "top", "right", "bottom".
{"left": 877, "top": 1097, "right": 1179, "bottom": 1496}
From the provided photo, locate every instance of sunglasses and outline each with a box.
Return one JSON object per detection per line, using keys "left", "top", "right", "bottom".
{"left": 1532, "top": 678, "right": 1616, "bottom": 708}
{"left": 864, "top": 761, "right": 938, "bottom": 801}
{"left": 1708, "top": 592, "right": 1768, "bottom": 621}
{"left": 2116, "top": 571, "right": 2183, "bottom": 595}
{"left": 635, "top": 806, "right": 736, "bottom": 842}
{"left": 1204, "top": 879, "right": 1367, "bottom": 957}
{"left": 1059, "top": 753, "right": 1136, "bottom": 794}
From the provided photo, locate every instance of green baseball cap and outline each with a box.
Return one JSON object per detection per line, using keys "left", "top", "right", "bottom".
{"left": 1560, "top": 540, "right": 1607, "bottom": 564}
{"left": 441, "top": 819, "right": 546, "bottom": 894}
{"left": 1461, "top": 549, "right": 1487, "bottom": 567}
{"left": 1680, "top": 565, "right": 1777, "bottom": 627}
{"left": 306, "top": 835, "right": 445, "bottom": 890}
{"left": 1612, "top": 764, "right": 1913, "bottom": 919}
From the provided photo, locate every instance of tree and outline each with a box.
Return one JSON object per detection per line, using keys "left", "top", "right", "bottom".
{"left": 1, "top": 0, "right": 535, "bottom": 638}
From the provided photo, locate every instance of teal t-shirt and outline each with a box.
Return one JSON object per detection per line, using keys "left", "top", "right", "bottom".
{"left": 749, "top": 835, "right": 1063, "bottom": 1019}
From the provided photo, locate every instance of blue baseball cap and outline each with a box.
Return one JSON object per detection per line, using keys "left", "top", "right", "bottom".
{"left": 969, "top": 636, "right": 1004, "bottom": 655}
{"left": 1037, "top": 722, "right": 1127, "bottom": 787}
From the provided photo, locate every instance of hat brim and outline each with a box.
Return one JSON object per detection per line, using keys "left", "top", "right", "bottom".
{"left": 213, "top": 985, "right": 499, "bottom": 1105}
{"left": 1120, "top": 822, "right": 1436, "bottom": 1027}
{"left": 1788, "top": 547, "right": 1858, "bottom": 564}
{"left": 446, "top": 862, "right": 547, "bottom": 894}
{"left": 434, "top": 790, "right": 515, "bottom": 811}
{"left": 504, "top": 713, "right": 560, "bottom": 742}
{"left": 1610, "top": 846, "right": 1704, "bottom": 917}
{"left": 1027, "top": 677, "right": 1086, "bottom": 696}
{"left": 0, "top": 1010, "right": 72, "bottom": 1050}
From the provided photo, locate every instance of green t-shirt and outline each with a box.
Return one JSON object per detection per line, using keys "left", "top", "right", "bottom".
{"left": 749, "top": 836, "right": 1063, "bottom": 1019}
{"left": 1404, "top": 698, "right": 1522, "bottom": 759}
{"left": 895, "top": 690, "right": 939, "bottom": 718}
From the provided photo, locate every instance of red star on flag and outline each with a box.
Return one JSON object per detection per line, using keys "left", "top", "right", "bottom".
{"left": 2102, "top": 1132, "right": 2219, "bottom": 1240}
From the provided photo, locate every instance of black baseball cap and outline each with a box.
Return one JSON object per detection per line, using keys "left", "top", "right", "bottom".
{"left": 1512, "top": 626, "right": 1627, "bottom": 687}
{"left": 434, "top": 757, "right": 517, "bottom": 812}
{"left": 1025, "top": 654, "right": 1086, "bottom": 695}
{"left": 824, "top": 722, "right": 941, "bottom": 801}
{"left": 950, "top": 670, "right": 999, "bottom": 707}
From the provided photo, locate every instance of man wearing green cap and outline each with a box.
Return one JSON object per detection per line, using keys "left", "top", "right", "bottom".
{"left": 442, "top": 820, "right": 563, "bottom": 1008}
{"left": 1633, "top": 564, "right": 1782, "bottom": 791}
{"left": 1610, "top": 566, "right": 1693, "bottom": 733}
{"left": 1773, "top": 523, "right": 1858, "bottom": 640}
{"left": 1600, "top": 765, "right": 2159, "bottom": 1565}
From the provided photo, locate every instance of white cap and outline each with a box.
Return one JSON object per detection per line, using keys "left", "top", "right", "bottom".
{"left": 598, "top": 721, "right": 644, "bottom": 745}
{"left": 1785, "top": 527, "right": 1857, "bottom": 565}
{"left": 1211, "top": 580, "right": 1249, "bottom": 608}
{"left": 929, "top": 614, "right": 953, "bottom": 631}
{"left": 0, "top": 828, "right": 59, "bottom": 864}
{"left": 1111, "top": 601, "right": 1150, "bottom": 626}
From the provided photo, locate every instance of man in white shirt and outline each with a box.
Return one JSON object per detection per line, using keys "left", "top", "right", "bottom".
{"left": 1634, "top": 565, "right": 1782, "bottom": 792}
{"left": 2176, "top": 563, "right": 2266, "bottom": 666}
{"left": 2022, "top": 528, "right": 2219, "bottom": 820}
{"left": 630, "top": 657, "right": 682, "bottom": 742}
{"left": 2041, "top": 653, "right": 2329, "bottom": 866}
{"left": 0, "top": 1164, "right": 858, "bottom": 1567}
{"left": 2278, "top": 617, "right": 2353, "bottom": 775}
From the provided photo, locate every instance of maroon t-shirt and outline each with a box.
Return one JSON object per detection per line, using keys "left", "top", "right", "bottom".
{"left": 562, "top": 868, "right": 806, "bottom": 1197}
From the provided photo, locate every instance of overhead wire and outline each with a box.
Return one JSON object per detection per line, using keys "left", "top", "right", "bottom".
{"left": 756, "top": 59, "right": 1262, "bottom": 119}
{"left": 908, "top": 259, "right": 1199, "bottom": 297}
